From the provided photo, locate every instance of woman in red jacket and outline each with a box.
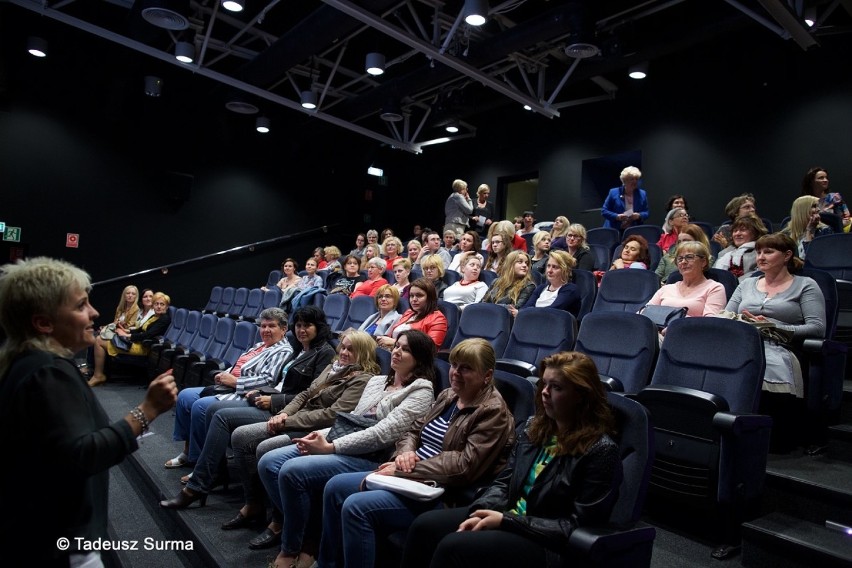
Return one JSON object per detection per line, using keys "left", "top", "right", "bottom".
{"left": 376, "top": 278, "right": 448, "bottom": 349}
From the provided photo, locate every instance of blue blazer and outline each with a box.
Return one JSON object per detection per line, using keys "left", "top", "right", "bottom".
{"left": 521, "top": 282, "right": 581, "bottom": 317}
{"left": 601, "top": 187, "right": 650, "bottom": 229}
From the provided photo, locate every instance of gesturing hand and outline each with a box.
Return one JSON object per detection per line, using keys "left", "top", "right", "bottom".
{"left": 457, "top": 510, "right": 503, "bottom": 532}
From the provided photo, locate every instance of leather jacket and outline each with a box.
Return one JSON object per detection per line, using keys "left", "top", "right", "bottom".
{"left": 270, "top": 341, "right": 336, "bottom": 413}
{"left": 469, "top": 420, "right": 622, "bottom": 567}
{"left": 393, "top": 383, "right": 515, "bottom": 503}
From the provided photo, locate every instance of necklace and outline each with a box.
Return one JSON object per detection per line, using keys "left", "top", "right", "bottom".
{"left": 449, "top": 403, "right": 460, "bottom": 421}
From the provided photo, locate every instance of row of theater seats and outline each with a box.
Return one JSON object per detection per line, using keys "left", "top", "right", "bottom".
{"left": 202, "top": 286, "right": 283, "bottom": 322}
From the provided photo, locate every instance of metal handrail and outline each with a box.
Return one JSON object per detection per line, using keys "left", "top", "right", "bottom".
{"left": 92, "top": 225, "right": 337, "bottom": 286}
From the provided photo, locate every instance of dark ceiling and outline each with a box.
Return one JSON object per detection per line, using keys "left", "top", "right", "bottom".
{"left": 2, "top": 0, "right": 851, "bottom": 154}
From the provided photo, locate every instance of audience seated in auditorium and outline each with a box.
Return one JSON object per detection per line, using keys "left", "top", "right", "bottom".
{"left": 401, "top": 351, "right": 620, "bottom": 568}
{"left": 646, "top": 241, "right": 726, "bottom": 335}
{"left": 516, "top": 211, "right": 540, "bottom": 241}
{"left": 521, "top": 250, "right": 581, "bottom": 317}
{"left": 382, "top": 236, "right": 404, "bottom": 270}
{"left": 312, "top": 247, "right": 327, "bottom": 270}
{"left": 442, "top": 254, "right": 489, "bottom": 310}
{"left": 655, "top": 223, "right": 712, "bottom": 283}
{"left": 713, "top": 193, "right": 758, "bottom": 249}
{"left": 482, "top": 250, "right": 536, "bottom": 319}
{"left": 485, "top": 227, "right": 510, "bottom": 273}
{"left": 529, "top": 231, "right": 551, "bottom": 274}
{"left": 610, "top": 235, "right": 650, "bottom": 270}
{"left": 781, "top": 195, "right": 833, "bottom": 260}
{"left": 88, "top": 291, "right": 171, "bottom": 387}
{"left": 366, "top": 230, "right": 379, "bottom": 248}
{"left": 420, "top": 255, "right": 448, "bottom": 300}
{"left": 548, "top": 215, "right": 571, "bottom": 251}
{"left": 664, "top": 194, "right": 689, "bottom": 219}
{"left": 657, "top": 207, "right": 690, "bottom": 253}
{"left": 443, "top": 229, "right": 457, "bottom": 252}
{"left": 801, "top": 166, "right": 850, "bottom": 230}
{"left": 563, "top": 223, "right": 596, "bottom": 272}
{"left": 723, "top": 233, "right": 826, "bottom": 454}
{"left": 713, "top": 215, "right": 767, "bottom": 281}
{"left": 359, "top": 244, "right": 382, "bottom": 271}
{"left": 349, "top": 233, "right": 367, "bottom": 258}
{"left": 406, "top": 239, "right": 423, "bottom": 265}
{"left": 323, "top": 246, "right": 342, "bottom": 274}
{"left": 263, "top": 258, "right": 302, "bottom": 300}
{"left": 358, "top": 284, "right": 402, "bottom": 338}
{"left": 258, "top": 330, "right": 438, "bottom": 568}
{"left": 447, "top": 231, "right": 483, "bottom": 273}
{"left": 351, "top": 257, "right": 390, "bottom": 299}
{"left": 160, "top": 307, "right": 295, "bottom": 472}
{"left": 417, "top": 230, "right": 453, "bottom": 268}
{"left": 377, "top": 278, "right": 448, "bottom": 350}
{"left": 318, "top": 338, "right": 515, "bottom": 568}
{"left": 298, "top": 258, "right": 323, "bottom": 289}
{"left": 223, "top": 330, "right": 376, "bottom": 550}
{"left": 327, "top": 255, "right": 366, "bottom": 296}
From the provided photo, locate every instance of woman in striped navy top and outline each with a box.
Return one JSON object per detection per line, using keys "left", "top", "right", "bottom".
{"left": 318, "top": 338, "right": 515, "bottom": 568}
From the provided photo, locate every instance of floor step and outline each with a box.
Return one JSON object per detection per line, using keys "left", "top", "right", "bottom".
{"left": 742, "top": 511, "right": 852, "bottom": 568}
{"left": 764, "top": 451, "right": 852, "bottom": 526}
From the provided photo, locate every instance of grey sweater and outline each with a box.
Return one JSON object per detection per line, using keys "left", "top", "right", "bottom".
{"left": 725, "top": 275, "right": 825, "bottom": 339}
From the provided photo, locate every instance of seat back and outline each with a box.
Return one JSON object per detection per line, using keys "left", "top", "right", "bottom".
{"left": 239, "top": 288, "right": 264, "bottom": 321}
{"left": 218, "top": 320, "right": 260, "bottom": 367}
{"left": 215, "top": 286, "right": 236, "bottom": 316}
{"left": 162, "top": 308, "right": 188, "bottom": 345}
{"left": 343, "top": 295, "right": 379, "bottom": 331}
{"left": 261, "top": 287, "right": 283, "bottom": 311}
{"left": 321, "top": 293, "right": 350, "bottom": 332}
{"left": 204, "top": 317, "right": 237, "bottom": 359}
{"left": 479, "top": 270, "right": 498, "bottom": 286}
{"left": 493, "top": 369, "right": 537, "bottom": 432}
{"left": 575, "top": 312, "right": 658, "bottom": 394}
{"left": 804, "top": 233, "right": 852, "bottom": 280}
{"left": 437, "top": 300, "right": 461, "bottom": 350}
{"left": 818, "top": 212, "right": 843, "bottom": 233}
{"left": 376, "top": 346, "right": 392, "bottom": 376}
{"left": 530, "top": 269, "right": 543, "bottom": 285}
{"left": 593, "top": 270, "right": 660, "bottom": 313}
{"left": 452, "top": 302, "right": 511, "bottom": 355}
{"left": 588, "top": 243, "right": 612, "bottom": 271}
{"left": 520, "top": 232, "right": 536, "bottom": 254}
{"left": 227, "top": 287, "right": 250, "bottom": 319}
{"left": 434, "top": 358, "right": 451, "bottom": 391}
{"left": 649, "top": 318, "right": 765, "bottom": 413}
{"left": 571, "top": 269, "right": 597, "bottom": 320}
{"left": 691, "top": 221, "right": 715, "bottom": 242}
{"left": 587, "top": 227, "right": 621, "bottom": 255}
{"left": 502, "top": 308, "right": 576, "bottom": 369}
{"left": 442, "top": 270, "right": 460, "bottom": 286}
{"left": 188, "top": 313, "right": 219, "bottom": 353}
{"left": 266, "top": 269, "right": 282, "bottom": 287}
{"left": 203, "top": 286, "right": 223, "bottom": 313}
{"left": 666, "top": 268, "right": 740, "bottom": 301}
{"left": 622, "top": 224, "right": 662, "bottom": 246}
{"left": 175, "top": 310, "right": 204, "bottom": 348}
{"left": 606, "top": 392, "right": 654, "bottom": 527}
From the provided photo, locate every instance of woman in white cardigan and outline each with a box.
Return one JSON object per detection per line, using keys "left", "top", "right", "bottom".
{"left": 358, "top": 284, "right": 403, "bottom": 338}
{"left": 257, "top": 329, "right": 438, "bottom": 568}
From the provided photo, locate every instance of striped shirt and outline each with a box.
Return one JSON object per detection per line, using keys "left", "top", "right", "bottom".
{"left": 415, "top": 404, "right": 458, "bottom": 460}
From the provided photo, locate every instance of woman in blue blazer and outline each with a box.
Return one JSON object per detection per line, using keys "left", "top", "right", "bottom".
{"left": 601, "top": 166, "right": 649, "bottom": 230}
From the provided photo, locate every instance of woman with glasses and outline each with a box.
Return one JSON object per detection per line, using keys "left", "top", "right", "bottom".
{"left": 657, "top": 207, "right": 690, "bottom": 253}
{"left": 359, "top": 285, "right": 402, "bottom": 338}
{"left": 646, "top": 241, "right": 726, "bottom": 324}
{"left": 351, "top": 257, "right": 389, "bottom": 299}
{"left": 655, "top": 223, "right": 713, "bottom": 284}
{"left": 560, "top": 223, "right": 596, "bottom": 272}
{"left": 420, "top": 255, "right": 448, "bottom": 300}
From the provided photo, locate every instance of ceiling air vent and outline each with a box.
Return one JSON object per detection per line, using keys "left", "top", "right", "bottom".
{"left": 564, "top": 42, "right": 600, "bottom": 59}
{"left": 225, "top": 100, "right": 260, "bottom": 115}
{"left": 141, "top": 0, "right": 191, "bottom": 31}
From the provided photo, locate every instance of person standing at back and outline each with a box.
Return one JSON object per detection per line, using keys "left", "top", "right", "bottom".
{"left": 601, "top": 166, "right": 649, "bottom": 230}
{"left": 444, "top": 179, "right": 474, "bottom": 239}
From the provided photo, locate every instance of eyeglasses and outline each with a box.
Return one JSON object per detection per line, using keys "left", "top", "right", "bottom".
{"left": 675, "top": 254, "right": 703, "bottom": 264}
{"left": 566, "top": 234, "right": 580, "bottom": 239}
{"left": 376, "top": 294, "right": 394, "bottom": 299}
{"left": 676, "top": 213, "right": 690, "bottom": 218}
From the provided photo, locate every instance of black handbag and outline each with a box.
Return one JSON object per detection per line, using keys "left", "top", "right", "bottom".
{"left": 326, "top": 413, "right": 390, "bottom": 463}
{"left": 199, "top": 384, "right": 237, "bottom": 397}
{"left": 641, "top": 304, "right": 687, "bottom": 329}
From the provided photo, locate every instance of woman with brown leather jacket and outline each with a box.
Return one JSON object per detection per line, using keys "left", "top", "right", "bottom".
{"left": 317, "top": 338, "right": 516, "bottom": 568}
{"left": 401, "top": 351, "right": 622, "bottom": 568}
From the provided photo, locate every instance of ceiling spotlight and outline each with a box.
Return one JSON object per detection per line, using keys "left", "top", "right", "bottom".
{"left": 804, "top": 6, "right": 816, "bottom": 27}
{"left": 27, "top": 36, "right": 47, "bottom": 58}
{"left": 144, "top": 76, "right": 163, "bottom": 97}
{"left": 380, "top": 99, "right": 403, "bottom": 122}
{"left": 445, "top": 123, "right": 459, "bottom": 134}
{"left": 367, "top": 166, "right": 384, "bottom": 177}
{"left": 301, "top": 90, "right": 318, "bottom": 110}
{"left": 628, "top": 62, "right": 649, "bottom": 80}
{"left": 523, "top": 104, "right": 532, "bottom": 111}
{"left": 175, "top": 41, "right": 195, "bottom": 63}
{"left": 222, "top": 0, "right": 244, "bottom": 12}
{"left": 256, "top": 116, "right": 270, "bottom": 133}
{"left": 365, "top": 52, "right": 386, "bottom": 76}
{"left": 464, "top": 0, "right": 488, "bottom": 26}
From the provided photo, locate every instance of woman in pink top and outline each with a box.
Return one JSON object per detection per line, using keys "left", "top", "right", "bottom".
{"left": 646, "top": 241, "right": 726, "bottom": 320}
{"left": 350, "top": 257, "right": 389, "bottom": 298}
{"left": 377, "top": 278, "right": 448, "bottom": 349}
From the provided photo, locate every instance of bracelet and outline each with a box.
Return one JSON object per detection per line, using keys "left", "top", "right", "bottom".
{"left": 129, "top": 406, "right": 150, "bottom": 434}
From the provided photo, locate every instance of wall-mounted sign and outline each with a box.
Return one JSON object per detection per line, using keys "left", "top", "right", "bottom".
{"left": 0, "top": 221, "right": 5, "bottom": 233}
{"left": 3, "top": 227, "right": 21, "bottom": 242}
{"left": 66, "top": 233, "right": 79, "bottom": 248}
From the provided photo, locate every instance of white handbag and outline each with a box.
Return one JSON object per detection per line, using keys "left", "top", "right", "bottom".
{"left": 363, "top": 472, "right": 445, "bottom": 502}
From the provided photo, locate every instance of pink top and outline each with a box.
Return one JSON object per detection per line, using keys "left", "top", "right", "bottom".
{"left": 350, "top": 278, "right": 389, "bottom": 298}
{"left": 647, "top": 278, "right": 727, "bottom": 317}
{"left": 387, "top": 309, "right": 448, "bottom": 347}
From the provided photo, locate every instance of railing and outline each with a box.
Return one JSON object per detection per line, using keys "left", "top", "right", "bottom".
{"left": 92, "top": 225, "right": 339, "bottom": 286}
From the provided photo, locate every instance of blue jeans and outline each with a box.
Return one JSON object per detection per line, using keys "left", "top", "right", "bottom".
{"left": 172, "top": 387, "right": 247, "bottom": 462}
{"left": 318, "top": 472, "right": 441, "bottom": 568}
{"left": 258, "top": 448, "right": 378, "bottom": 555}
{"left": 185, "top": 405, "right": 270, "bottom": 495}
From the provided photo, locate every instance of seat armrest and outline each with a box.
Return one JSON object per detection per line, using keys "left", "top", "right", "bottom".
{"left": 712, "top": 412, "right": 773, "bottom": 435}
{"left": 568, "top": 524, "right": 656, "bottom": 560}
{"left": 436, "top": 349, "right": 451, "bottom": 361}
{"left": 803, "top": 338, "right": 848, "bottom": 355}
{"left": 599, "top": 375, "right": 623, "bottom": 392}
{"left": 495, "top": 358, "right": 537, "bottom": 378}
